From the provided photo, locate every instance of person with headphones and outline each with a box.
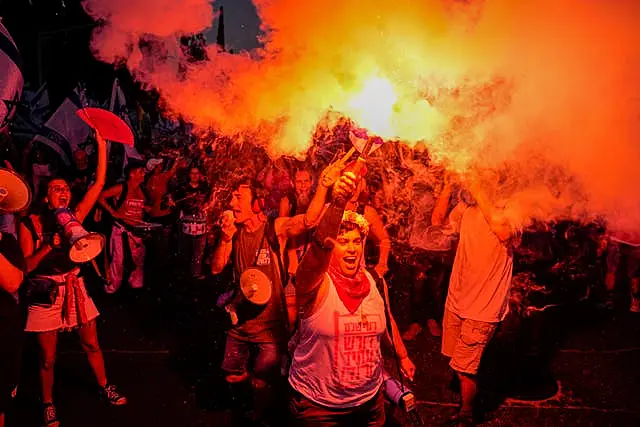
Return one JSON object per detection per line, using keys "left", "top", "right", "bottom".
{"left": 211, "top": 172, "right": 320, "bottom": 425}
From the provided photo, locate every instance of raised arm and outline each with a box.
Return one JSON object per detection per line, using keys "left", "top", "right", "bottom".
{"left": 279, "top": 196, "right": 291, "bottom": 218}
{"left": 431, "top": 176, "right": 454, "bottom": 226}
{"left": 276, "top": 149, "right": 353, "bottom": 239}
{"left": 211, "top": 211, "right": 236, "bottom": 275}
{"left": 365, "top": 206, "right": 391, "bottom": 276}
{"left": 294, "top": 204, "right": 345, "bottom": 312}
{"left": 167, "top": 157, "right": 181, "bottom": 177}
{"left": 468, "top": 177, "right": 515, "bottom": 243}
{"left": 74, "top": 132, "right": 107, "bottom": 222}
{"left": 295, "top": 167, "right": 359, "bottom": 315}
{"left": 277, "top": 186, "right": 329, "bottom": 238}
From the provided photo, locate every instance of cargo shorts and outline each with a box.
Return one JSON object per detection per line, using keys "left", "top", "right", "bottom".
{"left": 441, "top": 308, "right": 497, "bottom": 375}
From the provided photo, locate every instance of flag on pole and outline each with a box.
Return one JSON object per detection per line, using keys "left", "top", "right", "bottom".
{"left": 216, "top": 6, "right": 225, "bottom": 51}
{"left": 31, "top": 87, "right": 91, "bottom": 166}
{"left": 12, "top": 83, "right": 50, "bottom": 139}
{"left": 29, "top": 82, "right": 51, "bottom": 117}
{"left": 109, "top": 78, "right": 143, "bottom": 177}
{"left": 1, "top": 18, "right": 24, "bottom": 132}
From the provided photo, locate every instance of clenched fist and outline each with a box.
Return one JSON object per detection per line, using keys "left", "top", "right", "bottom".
{"left": 333, "top": 171, "right": 359, "bottom": 205}
{"left": 220, "top": 210, "right": 237, "bottom": 243}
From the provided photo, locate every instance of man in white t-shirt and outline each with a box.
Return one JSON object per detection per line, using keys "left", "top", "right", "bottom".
{"left": 434, "top": 170, "right": 521, "bottom": 425}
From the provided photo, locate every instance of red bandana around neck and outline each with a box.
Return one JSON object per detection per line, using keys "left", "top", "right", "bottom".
{"left": 328, "top": 260, "right": 370, "bottom": 314}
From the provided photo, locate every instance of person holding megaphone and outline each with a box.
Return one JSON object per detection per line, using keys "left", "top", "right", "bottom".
{"left": 18, "top": 131, "right": 127, "bottom": 427}
{"left": 288, "top": 156, "right": 416, "bottom": 426}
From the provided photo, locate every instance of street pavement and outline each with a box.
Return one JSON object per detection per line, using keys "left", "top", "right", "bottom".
{"left": 7, "top": 271, "right": 640, "bottom": 427}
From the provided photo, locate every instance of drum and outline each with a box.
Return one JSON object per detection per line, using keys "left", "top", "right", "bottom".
{"left": 127, "top": 221, "right": 163, "bottom": 237}
{"left": 180, "top": 216, "right": 207, "bottom": 236}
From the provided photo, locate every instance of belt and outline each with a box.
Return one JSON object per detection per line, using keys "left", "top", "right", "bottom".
{"left": 39, "top": 268, "right": 88, "bottom": 329}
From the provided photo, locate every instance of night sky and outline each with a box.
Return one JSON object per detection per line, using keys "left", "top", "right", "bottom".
{"left": 203, "top": 0, "right": 262, "bottom": 52}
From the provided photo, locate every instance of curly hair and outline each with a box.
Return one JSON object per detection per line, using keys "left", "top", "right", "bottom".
{"left": 340, "top": 210, "right": 370, "bottom": 236}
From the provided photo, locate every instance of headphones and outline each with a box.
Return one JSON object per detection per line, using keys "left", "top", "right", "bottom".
{"left": 248, "top": 180, "right": 268, "bottom": 214}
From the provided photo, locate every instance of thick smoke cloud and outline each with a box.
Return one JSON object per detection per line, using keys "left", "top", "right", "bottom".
{"left": 83, "top": 0, "right": 640, "bottom": 231}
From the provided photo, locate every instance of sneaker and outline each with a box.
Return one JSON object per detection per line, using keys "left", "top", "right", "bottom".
{"left": 427, "top": 318, "right": 443, "bottom": 337}
{"left": 43, "top": 403, "right": 60, "bottom": 427}
{"left": 101, "top": 384, "right": 127, "bottom": 405}
{"left": 402, "top": 323, "right": 423, "bottom": 341}
{"left": 631, "top": 297, "right": 640, "bottom": 313}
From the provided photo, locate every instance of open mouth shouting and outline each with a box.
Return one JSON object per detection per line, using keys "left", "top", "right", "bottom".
{"left": 342, "top": 255, "right": 359, "bottom": 271}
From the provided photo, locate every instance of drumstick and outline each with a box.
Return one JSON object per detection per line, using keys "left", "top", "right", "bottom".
{"left": 173, "top": 193, "right": 199, "bottom": 204}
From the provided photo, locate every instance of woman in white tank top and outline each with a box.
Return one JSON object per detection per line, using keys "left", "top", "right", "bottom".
{"left": 288, "top": 167, "right": 415, "bottom": 426}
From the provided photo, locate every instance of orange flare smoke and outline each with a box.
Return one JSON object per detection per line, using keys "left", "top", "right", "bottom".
{"left": 83, "top": 0, "right": 640, "bottom": 231}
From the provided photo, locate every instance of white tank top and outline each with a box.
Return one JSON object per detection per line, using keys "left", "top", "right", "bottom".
{"left": 288, "top": 270, "right": 386, "bottom": 408}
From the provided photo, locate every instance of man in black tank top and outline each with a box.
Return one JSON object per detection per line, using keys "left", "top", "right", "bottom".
{"left": 211, "top": 174, "right": 331, "bottom": 425}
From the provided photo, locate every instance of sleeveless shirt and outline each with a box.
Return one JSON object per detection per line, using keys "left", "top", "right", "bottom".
{"left": 28, "top": 211, "right": 75, "bottom": 276}
{"left": 288, "top": 270, "right": 386, "bottom": 408}
{"left": 230, "top": 222, "right": 287, "bottom": 343}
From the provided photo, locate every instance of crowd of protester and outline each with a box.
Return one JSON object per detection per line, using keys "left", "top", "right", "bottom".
{"left": 1, "top": 117, "right": 639, "bottom": 427}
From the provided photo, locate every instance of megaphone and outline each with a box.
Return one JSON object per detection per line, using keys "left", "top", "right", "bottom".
{"left": 53, "top": 208, "right": 105, "bottom": 263}
{"left": 239, "top": 267, "right": 272, "bottom": 305}
{"left": 383, "top": 370, "right": 424, "bottom": 426}
{"left": 0, "top": 168, "right": 31, "bottom": 213}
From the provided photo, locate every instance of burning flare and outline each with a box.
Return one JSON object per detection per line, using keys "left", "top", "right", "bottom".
{"left": 82, "top": 0, "right": 640, "bottom": 232}
{"left": 347, "top": 76, "right": 397, "bottom": 139}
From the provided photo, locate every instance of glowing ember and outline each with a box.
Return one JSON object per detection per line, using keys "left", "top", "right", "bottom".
{"left": 347, "top": 76, "right": 397, "bottom": 139}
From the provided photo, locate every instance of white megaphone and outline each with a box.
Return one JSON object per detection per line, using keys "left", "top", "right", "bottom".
{"left": 239, "top": 268, "right": 272, "bottom": 305}
{"left": 0, "top": 168, "right": 31, "bottom": 213}
{"left": 53, "top": 208, "right": 105, "bottom": 263}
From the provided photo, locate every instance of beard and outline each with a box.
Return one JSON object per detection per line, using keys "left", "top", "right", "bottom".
{"left": 296, "top": 192, "right": 311, "bottom": 210}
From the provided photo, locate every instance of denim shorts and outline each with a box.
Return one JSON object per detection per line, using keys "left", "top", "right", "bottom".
{"left": 221, "top": 335, "right": 282, "bottom": 381}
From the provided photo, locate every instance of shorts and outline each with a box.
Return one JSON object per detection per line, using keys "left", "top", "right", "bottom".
{"left": 607, "top": 242, "right": 640, "bottom": 278}
{"left": 0, "top": 312, "right": 24, "bottom": 413}
{"left": 289, "top": 386, "right": 385, "bottom": 427}
{"left": 25, "top": 276, "right": 99, "bottom": 332}
{"left": 441, "top": 309, "right": 497, "bottom": 375}
{"left": 221, "top": 335, "right": 282, "bottom": 382}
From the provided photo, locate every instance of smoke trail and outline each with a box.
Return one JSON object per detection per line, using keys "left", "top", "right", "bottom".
{"left": 83, "top": 0, "right": 640, "bottom": 232}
